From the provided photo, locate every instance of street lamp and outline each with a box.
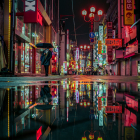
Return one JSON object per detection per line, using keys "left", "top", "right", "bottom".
{"left": 82, "top": 7, "right": 103, "bottom": 74}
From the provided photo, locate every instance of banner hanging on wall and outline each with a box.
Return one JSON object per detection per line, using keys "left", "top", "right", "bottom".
{"left": 124, "top": 0, "right": 134, "bottom": 25}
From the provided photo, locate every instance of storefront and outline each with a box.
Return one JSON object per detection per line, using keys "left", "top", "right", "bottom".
{"left": 14, "top": 0, "right": 52, "bottom": 76}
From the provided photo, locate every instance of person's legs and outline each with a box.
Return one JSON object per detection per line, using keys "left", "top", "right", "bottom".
{"left": 44, "top": 65, "right": 49, "bottom": 76}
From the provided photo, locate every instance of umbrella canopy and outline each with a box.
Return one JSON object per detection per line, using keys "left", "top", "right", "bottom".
{"left": 36, "top": 43, "right": 54, "bottom": 48}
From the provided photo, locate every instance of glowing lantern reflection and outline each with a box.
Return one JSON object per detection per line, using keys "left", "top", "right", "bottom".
{"left": 80, "top": 102, "right": 83, "bottom": 106}
{"left": 87, "top": 102, "right": 90, "bottom": 106}
{"left": 84, "top": 102, "right": 86, "bottom": 107}
{"left": 82, "top": 137, "right": 87, "bottom": 140}
{"left": 97, "top": 137, "right": 103, "bottom": 140}
{"left": 89, "top": 134, "right": 94, "bottom": 139}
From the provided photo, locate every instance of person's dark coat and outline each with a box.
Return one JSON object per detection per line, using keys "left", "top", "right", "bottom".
{"left": 41, "top": 50, "right": 52, "bottom": 65}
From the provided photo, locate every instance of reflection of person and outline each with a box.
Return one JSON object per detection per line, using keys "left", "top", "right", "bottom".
{"left": 41, "top": 48, "right": 52, "bottom": 76}
{"left": 110, "top": 69, "right": 112, "bottom": 75}
{"left": 40, "top": 83, "right": 52, "bottom": 104}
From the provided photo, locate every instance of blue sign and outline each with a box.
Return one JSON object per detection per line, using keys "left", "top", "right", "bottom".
{"left": 90, "top": 38, "right": 94, "bottom": 43}
{"left": 89, "top": 114, "right": 94, "bottom": 120}
{"left": 89, "top": 32, "right": 95, "bottom": 38}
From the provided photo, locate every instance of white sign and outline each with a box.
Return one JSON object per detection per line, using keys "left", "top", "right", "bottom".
{"left": 138, "top": 64, "right": 140, "bottom": 73}
{"left": 25, "top": 0, "right": 36, "bottom": 12}
{"left": 112, "top": 30, "right": 115, "bottom": 39}
{"left": 99, "top": 109, "right": 103, "bottom": 126}
{"left": 76, "top": 90, "right": 79, "bottom": 103}
{"left": 67, "top": 30, "right": 69, "bottom": 50}
{"left": 76, "top": 48, "right": 79, "bottom": 60}
{"left": 99, "top": 25, "right": 103, "bottom": 42}
{"left": 63, "top": 61, "right": 67, "bottom": 74}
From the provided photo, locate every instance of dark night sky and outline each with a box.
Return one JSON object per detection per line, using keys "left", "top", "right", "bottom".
{"left": 59, "top": 0, "right": 109, "bottom": 46}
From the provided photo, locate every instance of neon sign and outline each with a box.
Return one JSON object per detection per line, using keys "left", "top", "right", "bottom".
{"left": 36, "top": 126, "right": 42, "bottom": 140}
{"left": 37, "top": 11, "right": 42, "bottom": 26}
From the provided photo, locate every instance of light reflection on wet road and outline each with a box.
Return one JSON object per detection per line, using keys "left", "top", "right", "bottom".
{"left": 0, "top": 78, "right": 140, "bottom": 140}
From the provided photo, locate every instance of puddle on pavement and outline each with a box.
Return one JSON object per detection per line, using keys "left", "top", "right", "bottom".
{"left": 0, "top": 80, "right": 140, "bottom": 140}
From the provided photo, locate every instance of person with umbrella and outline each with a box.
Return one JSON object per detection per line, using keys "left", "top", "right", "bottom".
{"left": 36, "top": 43, "right": 53, "bottom": 76}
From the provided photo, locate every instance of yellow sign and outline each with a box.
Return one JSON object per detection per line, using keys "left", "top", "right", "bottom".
{"left": 125, "top": 127, "right": 134, "bottom": 140}
{"left": 124, "top": 0, "right": 134, "bottom": 25}
{"left": 98, "top": 40, "right": 102, "bottom": 54}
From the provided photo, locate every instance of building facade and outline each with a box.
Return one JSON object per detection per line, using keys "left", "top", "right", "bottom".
{"left": 2, "top": 0, "right": 59, "bottom": 76}
{"left": 104, "top": 0, "right": 140, "bottom": 76}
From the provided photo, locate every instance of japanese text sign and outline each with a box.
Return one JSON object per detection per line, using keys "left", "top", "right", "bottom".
{"left": 125, "top": 127, "right": 134, "bottom": 140}
{"left": 124, "top": 0, "right": 134, "bottom": 25}
{"left": 105, "top": 39, "right": 122, "bottom": 46}
{"left": 98, "top": 97, "right": 102, "bottom": 110}
{"left": 105, "top": 106, "right": 122, "bottom": 113}
{"left": 24, "top": 0, "right": 42, "bottom": 25}
{"left": 98, "top": 40, "right": 102, "bottom": 54}
{"left": 76, "top": 48, "right": 79, "bottom": 60}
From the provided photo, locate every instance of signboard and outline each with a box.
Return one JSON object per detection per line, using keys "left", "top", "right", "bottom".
{"left": 125, "top": 40, "right": 138, "bottom": 55}
{"left": 126, "top": 96, "right": 138, "bottom": 111}
{"left": 90, "top": 38, "right": 94, "bottom": 43}
{"left": 105, "top": 39, "right": 122, "bottom": 46}
{"left": 107, "top": 22, "right": 113, "bottom": 63}
{"left": 112, "top": 30, "right": 115, "bottom": 39}
{"left": 105, "top": 106, "right": 122, "bottom": 113}
{"left": 67, "top": 30, "right": 69, "bottom": 50}
{"left": 89, "top": 32, "right": 95, "bottom": 38}
{"left": 125, "top": 127, "right": 134, "bottom": 140}
{"left": 99, "top": 109, "right": 103, "bottom": 126}
{"left": 124, "top": 25, "right": 137, "bottom": 44}
{"left": 124, "top": 0, "right": 134, "bottom": 25}
{"left": 138, "top": 61, "right": 140, "bottom": 73}
{"left": 63, "top": 61, "right": 67, "bottom": 74}
{"left": 76, "top": 48, "right": 79, "bottom": 60}
{"left": 98, "top": 97, "right": 102, "bottom": 110}
{"left": 99, "top": 25, "right": 103, "bottom": 41}
{"left": 24, "top": 0, "right": 43, "bottom": 25}
{"left": 76, "top": 90, "right": 79, "bottom": 103}
{"left": 98, "top": 40, "right": 102, "bottom": 54}
{"left": 36, "top": 126, "right": 42, "bottom": 140}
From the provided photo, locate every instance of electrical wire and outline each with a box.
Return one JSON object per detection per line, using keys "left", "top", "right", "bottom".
{"left": 70, "top": 22, "right": 86, "bottom": 33}
{"left": 71, "top": 0, "right": 77, "bottom": 44}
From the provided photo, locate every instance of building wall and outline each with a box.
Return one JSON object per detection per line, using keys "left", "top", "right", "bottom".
{"left": 126, "top": 59, "right": 130, "bottom": 76}
{"left": 131, "top": 55, "right": 140, "bottom": 76}
{"left": 121, "top": 61, "right": 125, "bottom": 76}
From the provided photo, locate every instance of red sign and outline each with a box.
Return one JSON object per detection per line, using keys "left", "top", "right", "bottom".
{"left": 124, "top": 26, "right": 137, "bottom": 44}
{"left": 124, "top": 108, "right": 137, "bottom": 126}
{"left": 36, "top": 126, "right": 42, "bottom": 140}
{"left": 105, "top": 106, "right": 122, "bottom": 113}
{"left": 98, "top": 97, "right": 102, "bottom": 111}
{"left": 24, "top": 0, "right": 42, "bottom": 25}
{"left": 126, "top": 96, "right": 138, "bottom": 111}
{"left": 105, "top": 39, "right": 122, "bottom": 46}
{"left": 107, "top": 55, "right": 112, "bottom": 63}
